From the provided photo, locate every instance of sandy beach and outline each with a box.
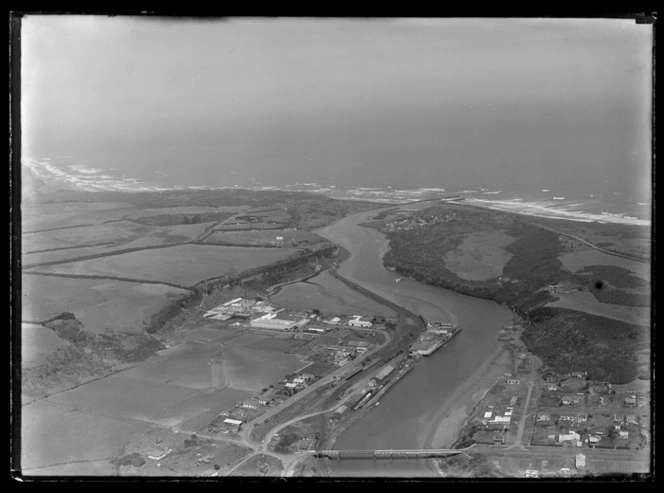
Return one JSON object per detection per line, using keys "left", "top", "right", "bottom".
{"left": 422, "top": 344, "right": 512, "bottom": 449}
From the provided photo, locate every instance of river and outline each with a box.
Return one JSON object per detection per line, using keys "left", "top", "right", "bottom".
{"left": 315, "top": 206, "right": 513, "bottom": 477}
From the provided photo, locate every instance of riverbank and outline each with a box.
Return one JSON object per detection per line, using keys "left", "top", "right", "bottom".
{"left": 314, "top": 206, "right": 513, "bottom": 477}
{"left": 424, "top": 344, "right": 511, "bottom": 450}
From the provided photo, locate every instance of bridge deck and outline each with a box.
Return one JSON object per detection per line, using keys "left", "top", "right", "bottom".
{"left": 313, "top": 447, "right": 472, "bottom": 459}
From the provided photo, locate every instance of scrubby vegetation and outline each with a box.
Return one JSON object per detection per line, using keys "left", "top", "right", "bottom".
{"left": 24, "top": 315, "right": 166, "bottom": 399}
{"left": 437, "top": 454, "right": 497, "bottom": 478}
{"left": 369, "top": 203, "right": 651, "bottom": 383}
{"left": 521, "top": 308, "right": 648, "bottom": 383}
{"left": 129, "top": 212, "right": 234, "bottom": 226}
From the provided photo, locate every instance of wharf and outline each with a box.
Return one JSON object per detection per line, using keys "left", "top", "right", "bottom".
{"left": 366, "top": 365, "right": 415, "bottom": 406}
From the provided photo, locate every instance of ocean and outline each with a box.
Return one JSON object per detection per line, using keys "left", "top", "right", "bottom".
{"left": 21, "top": 153, "right": 651, "bottom": 227}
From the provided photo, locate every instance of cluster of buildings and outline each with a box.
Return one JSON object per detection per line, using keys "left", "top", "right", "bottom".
{"left": 383, "top": 212, "right": 456, "bottom": 232}
{"left": 204, "top": 298, "right": 376, "bottom": 332}
{"left": 210, "top": 371, "right": 320, "bottom": 435}
{"left": 203, "top": 297, "right": 275, "bottom": 321}
{"left": 523, "top": 453, "right": 586, "bottom": 478}
{"left": 283, "top": 373, "right": 316, "bottom": 393}
{"left": 482, "top": 406, "right": 515, "bottom": 428}
{"left": 314, "top": 341, "right": 370, "bottom": 367}
{"left": 537, "top": 412, "right": 587, "bottom": 424}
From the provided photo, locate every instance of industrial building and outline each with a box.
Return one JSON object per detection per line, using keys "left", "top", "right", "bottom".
{"left": 249, "top": 309, "right": 310, "bottom": 330}
{"left": 348, "top": 315, "right": 372, "bottom": 328}
{"left": 374, "top": 365, "right": 395, "bottom": 382}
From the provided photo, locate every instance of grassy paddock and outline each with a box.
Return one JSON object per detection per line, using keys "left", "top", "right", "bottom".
{"left": 442, "top": 230, "right": 516, "bottom": 281}
{"left": 22, "top": 275, "right": 191, "bottom": 333}
{"left": 37, "top": 244, "right": 300, "bottom": 286}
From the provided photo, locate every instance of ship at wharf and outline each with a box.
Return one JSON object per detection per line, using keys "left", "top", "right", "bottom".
{"left": 409, "top": 322, "right": 462, "bottom": 357}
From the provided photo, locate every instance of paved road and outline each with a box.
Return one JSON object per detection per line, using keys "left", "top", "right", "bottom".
{"left": 261, "top": 396, "right": 353, "bottom": 448}
{"left": 508, "top": 365, "right": 537, "bottom": 450}
{"left": 538, "top": 225, "right": 648, "bottom": 263}
{"left": 239, "top": 328, "right": 392, "bottom": 447}
{"left": 472, "top": 443, "right": 650, "bottom": 464}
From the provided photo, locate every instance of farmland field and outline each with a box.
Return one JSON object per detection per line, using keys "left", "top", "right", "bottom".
{"left": 223, "top": 332, "right": 272, "bottom": 348}
{"left": 185, "top": 326, "right": 232, "bottom": 343}
{"left": 22, "top": 201, "right": 135, "bottom": 231}
{"left": 22, "top": 275, "right": 191, "bottom": 332}
{"left": 559, "top": 248, "right": 650, "bottom": 280}
{"left": 22, "top": 323, "right": 70, "bottom": 369}
{"left": 247, "top": 337, "right": 308, "bottom": 353}
{"left": 221, "top": 346, "right": 310, "bottom": 392}
{"left": 22, "top": 400, "right": 152, "bottom": 474}
{"left": 22, "top": 202, "right": 249, "bottom": 232}
{"left": 546, "top": 291, "right": 650, "bottom": 326}
{"left": 35, "top": 244, "right": 299, "bottom": 287}
{"left": 271, "top": 270, "right": 397, "bottom": 317}
{"left": 123, "top": 340, "right": 220, "bottom": 389}
{"left": 45, "top": 373, "right": 201, "bottom": 424}
{"left": 442, "top": 230, "right": 516, "bottom": 281}
{"left": 23, "top": 460, "right": 118, "bottom": 477}
{"left": 23, "top": 220, "right": 154, "bottom": 251}
{"left": 203, "top": 229, "right": 325, "bottom": 247}
{"left": 23, "top": 221, "right": 217, "bottom": 266}
{"left": 300, "top": 361, "right": 337, "bottom": 377}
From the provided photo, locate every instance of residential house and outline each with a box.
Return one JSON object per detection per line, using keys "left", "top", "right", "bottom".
{"left": 576, "top": 414, "right": 588, "bottom": 422}
{"left": 561, "top": 396, "right": 579, "bottom": 405}
{"left": 559, "top": 432, "right": 581, "bottom": 443}
{"left": 623, "top": 396, "right": 637, "bottom": 407}
{"left": 537, "top": 414, "right": 551, "bottom": 422}
{"left": 619, "top": 430, "right": 629, "bottom": 439}
{"left": 588, "top": 436, "right": 600, "bottom": 445}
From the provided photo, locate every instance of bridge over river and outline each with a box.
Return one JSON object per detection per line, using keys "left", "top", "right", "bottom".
{"left": 309, "top": 445, "right": 475, "bottom": 461}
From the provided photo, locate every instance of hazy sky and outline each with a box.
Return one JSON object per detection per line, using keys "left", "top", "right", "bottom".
{"left": 21, "top": 16, "right": 652, "bottom": 194}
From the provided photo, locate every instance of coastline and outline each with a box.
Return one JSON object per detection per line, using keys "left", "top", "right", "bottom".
{"left": 23, "top": 159, "right": 650, "bottom": 227}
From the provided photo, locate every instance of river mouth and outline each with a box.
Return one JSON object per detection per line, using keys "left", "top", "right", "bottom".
{"left": 315, "top": 207, "right": 513, "bottom": 476}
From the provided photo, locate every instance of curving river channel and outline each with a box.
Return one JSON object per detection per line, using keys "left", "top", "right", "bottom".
{"left": 315, "top": 205, "right": 513, "bottom": 477}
